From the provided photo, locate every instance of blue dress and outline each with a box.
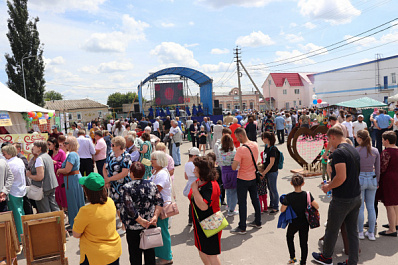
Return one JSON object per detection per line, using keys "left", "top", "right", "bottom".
{"left": 62, "top": 152, "right": 85, "bottom": 229}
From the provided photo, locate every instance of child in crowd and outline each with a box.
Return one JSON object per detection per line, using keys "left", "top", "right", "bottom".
{"left": 183, "top": 147, "right": 200, "bottom": 226}
{"left": 320, "top": 142, "right": 329, "bottom": 181}
{"left": 198, "top": 125, "right": 207, "bottom": 155}
{"left": 281, "top": 175, "right": 319, "bottom": 265}
{"left": 257, "top": 163, "right": 268, "bottom": 212}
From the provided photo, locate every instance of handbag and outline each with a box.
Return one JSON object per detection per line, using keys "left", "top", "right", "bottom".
{"left": 305, "top": 191, "right": 320, "bottom": 229}
{"left": 159, "top": 169, "right": 179, "bottom": 219}
{"left": 141, "top": 158, "right": 151, "bottom": 167}
{"left": 139, "top": 227, "right": 163, "bottom": 250}
{"left": 192, "top": 198, "right": 228, "bottom": 238}
{"left": 243, "top": 144, "right": 262, "bottom": 184}
{"left": 26, "top": 184, "right": 44, "bottom": 201}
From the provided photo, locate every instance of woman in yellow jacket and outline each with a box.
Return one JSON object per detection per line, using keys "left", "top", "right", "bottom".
{"left": 73, "top": 172, "right": 122, "bottom": 265}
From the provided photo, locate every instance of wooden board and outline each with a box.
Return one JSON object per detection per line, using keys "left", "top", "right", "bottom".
{"left": 290, "top": 168, "right": 322, "bottom": 177}
{"left": 0, "top": 211, "right": 20, "bottom": 253}
{"left": 0, "top": 221, "right": 18, "bottom": 265}
{"left": 21, "top": 211, "right": 67, "bottom": 265}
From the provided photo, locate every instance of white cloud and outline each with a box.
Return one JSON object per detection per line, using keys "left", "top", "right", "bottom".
{"left": 82, "top": 14, "right": 149, "bottom": 53}
{"left": 150, "top": 42, "right": 200, "bottom": 68}
{"left": 161, "top": 22, "right": 175, "bottom": 28}
{"left": 290, "top": 23, "right": 298, "bottom": 28}
{"left": 79, "top": 61, "right": 134, "bottom": 74}
{"left": 236, "top": 31, "right": 275, "bottom": 47}
{"left": 30, "top": 0, "right": 107, "bottom": 13}
{"left": 344, "top": 35, "right": 377, "bottom": 47}
{"left": 282, "top": 32, "right": 304, "bottom": 43}
{"left": 184, "top": 43, "right": 200, "bottom": 48}
{"left": 44, "top": 56, "right": 65, "bottom": 66}
{"left": 198, "top": 0, "right": 276, "bottom": 8}
{"left": 202, "top": 62, "right": 231, "bottom": 73}
{"left": 304, "top": 22, "right": 316, "bottom": 29}
{"left": 211, "top": 48, "right": 229, "bottom": 54}
{"left": 189, "top": 21, "right": 195, "bottom": 26}
{"left": 275, "top": 50, "right": 315, "bottom": 65}
{"left": 299, "top": 43, "right": 328, "bottom": 55}
{"left": 298, "top": 0, "right": 361, "bottom": 25}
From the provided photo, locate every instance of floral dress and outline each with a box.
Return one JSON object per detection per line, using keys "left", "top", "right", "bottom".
{"left": 105, "top": 150, "right": 132, "bottom": 209}
{"left": 140, "top": 140, "right": 152, "bottom": 179}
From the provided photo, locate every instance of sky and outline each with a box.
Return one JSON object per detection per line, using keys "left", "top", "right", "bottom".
{"left": 0, "top": 0, "right": 398, "bottom": 104}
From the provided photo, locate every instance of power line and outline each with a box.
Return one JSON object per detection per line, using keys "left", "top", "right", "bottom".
{"left": 247, "top": 17, "right": 398, "bottom": 69}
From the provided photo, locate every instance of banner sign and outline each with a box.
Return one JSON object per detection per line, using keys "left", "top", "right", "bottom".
{"left": 0, "top": 111, "right": 12, "bottom": 126}
{"left": 0, "top": 133, "right": 49, "bottom": 154}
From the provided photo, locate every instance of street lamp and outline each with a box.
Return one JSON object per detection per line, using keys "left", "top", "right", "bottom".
{"left": 21, "top": 55, "right": 37, "bottom": 99}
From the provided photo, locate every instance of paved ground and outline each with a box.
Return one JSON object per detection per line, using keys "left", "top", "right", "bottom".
{"left": 16, "top": 137, "right": 397, "bottom": 265}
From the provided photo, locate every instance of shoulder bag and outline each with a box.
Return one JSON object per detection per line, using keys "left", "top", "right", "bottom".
{"left": 26, "top": 158, "right": 44, "bottom": 200}
{"left": 243, "top": 144, "right": 262, "bottom": 184}
{"left": 159, "top": 169, "right": 179, "bottom": 219}
{"left": 139, "top": 227, "right": 163, "bottom": 250}
{"left": 192, "top": 197, "right": 228, "bottom": 238}
{"left": 305, "top": 191, "right": 320, "bottom": 229}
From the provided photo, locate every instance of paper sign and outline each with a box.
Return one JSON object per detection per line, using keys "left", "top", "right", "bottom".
{"left": 0, "top": 111, "right": 12, "bottom": 126}
{"left": 0, "top": 133, "right": 48, "bottom": 156}
{"left": 39, "top": 118, "right": 47, "bottom": 125}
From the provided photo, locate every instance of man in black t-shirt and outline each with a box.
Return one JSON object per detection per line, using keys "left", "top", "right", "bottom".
{"left": 313, "top": 126, "right": 361, "bottom": 265}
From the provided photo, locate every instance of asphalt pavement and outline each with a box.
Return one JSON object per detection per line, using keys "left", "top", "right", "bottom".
{"left": 15, "top": 137, "right": 397, "bottom": 265}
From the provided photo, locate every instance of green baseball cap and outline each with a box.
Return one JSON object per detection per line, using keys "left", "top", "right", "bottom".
{"left": 79, "top": 172, "right": 105, "bottom": 191}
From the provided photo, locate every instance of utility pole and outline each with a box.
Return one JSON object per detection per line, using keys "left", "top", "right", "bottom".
{"left": 234, "top": 47, "right": 243, "bottom": 111}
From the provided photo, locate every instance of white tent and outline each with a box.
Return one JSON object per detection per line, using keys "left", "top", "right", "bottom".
{"left": 0, "top": 82, "right": 54, "bottom": 134}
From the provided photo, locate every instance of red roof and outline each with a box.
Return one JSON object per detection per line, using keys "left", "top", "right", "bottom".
{"left": 270, "top": 73, "right": 303, "bottom": 87}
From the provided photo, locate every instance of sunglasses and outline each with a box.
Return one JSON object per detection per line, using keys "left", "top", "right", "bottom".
{"left": 64, "top": 142, "right": 69, "bottom": 145}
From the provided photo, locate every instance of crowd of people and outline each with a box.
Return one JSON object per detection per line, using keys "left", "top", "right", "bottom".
{"left": 0, "top": 106, "right": 397, "bottom": 265}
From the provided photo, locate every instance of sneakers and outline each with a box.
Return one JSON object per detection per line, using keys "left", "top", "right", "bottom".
{"left": 312, "top": 252, "right": 332, "bottom": 265}
{"left": 358, "top": 232, "right": 365, "bottom": 240}
{"left": 230, "top": 227, "right": 247, "bottom": 235}
{"left": 365, "top": 231, "right": 376, "bottom": 241}
{"left": 269, "top": 209, "right": 279, "bottom": 214}
{"left": 227, "top": 210, "right": 239, "bottom": 217}
{"left": 248, "top": 221, "right": 262, "bottom": 229}
{"left": 337, "top": 260, "right": 348, "bottom": 265}
{"left": 287, "top": 258, "right": 297, "bottom": 264}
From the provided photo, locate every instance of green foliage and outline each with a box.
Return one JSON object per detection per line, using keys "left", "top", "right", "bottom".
{"left": 5, "top": 0, "right": 46, "bottom": 107}
{"left": 107, "top": 92, "right": 139, "bottom": 109}
{"left": 44, "top": 90, "right": 63, "bottom": 101}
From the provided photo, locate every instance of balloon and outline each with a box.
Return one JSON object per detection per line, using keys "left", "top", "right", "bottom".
{"left": 31, "top": 112, "right": 36, "bottom": 117}
{"left": 48, "top": 116, "right": 52, "bottom": 120}
{"left": 313, "top": 99, "right": 318, "bottom": 104}
{"left": 37, "top": 112, "right": 42, "bottom": 118}
{"left": 317, "top": 99, "right": 322, "bottom": 104}
{"left": 29, "top": 117, "right": 33, "bottom": 121}
{"left": 48, "top": 112, "right": 54, "bottom": 118}
{"left": 312, "top": 95, "right": 317, "bottom": 100}
{"left": 44, "top": 114, "right": 49, "bottom": 119}
{"left": 28, "top": 112, "right": 33, "bottom": 117}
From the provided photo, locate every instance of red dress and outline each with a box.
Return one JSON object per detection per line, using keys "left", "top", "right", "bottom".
{"left": 230, "top": 123, "right": 241, "bottom": 148}
{"left": 52, "top": 149, "right": 68, "bottom": 208}
{"left": 376, "top": 148, "right": 398, "bottom": 206}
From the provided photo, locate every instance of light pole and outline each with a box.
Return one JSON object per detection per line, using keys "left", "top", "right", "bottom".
{"left": 21, "top": 55, "right": 37, "bottom": 99}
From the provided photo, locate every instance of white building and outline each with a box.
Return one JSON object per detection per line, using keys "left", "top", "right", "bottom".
{"left": 313, "top": 55, "right": 398, "bottom": 105}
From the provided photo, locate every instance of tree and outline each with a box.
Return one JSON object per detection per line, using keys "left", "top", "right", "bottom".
{"left": 5, "top": 0, "right": 46, "bottom": 107}
{"left": 44, "top": 90, "right": 63, "bottom": 101}
{"left": 107, "top": 92, "right": 139, "bottom": 109}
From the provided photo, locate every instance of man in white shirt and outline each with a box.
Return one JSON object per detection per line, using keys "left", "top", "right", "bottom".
{"left": 342, "top": 114, "right": 354, "bottom": 145}
{"left": 153, "top": 117, "right": 160, "bottom": 137}
{"left": 77, "top": 130, "right": 96, "bottom": 176}
{"left": 106, "top": 121, "right": 112, "bottom": 133}
{"left": 169, "top": 120, "right": 182, "bottom": 166}
{"left": 352, "top": 114, "right": 368, "bottom": 146}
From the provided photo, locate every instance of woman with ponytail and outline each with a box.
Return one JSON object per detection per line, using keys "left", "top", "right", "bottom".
{"left": 356, "top": 129, "right": 380, "bottom": 241}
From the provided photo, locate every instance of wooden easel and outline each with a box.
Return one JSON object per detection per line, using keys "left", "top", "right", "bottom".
{"left": 0, "top": 211, "right": 20, "bottom": 265}
{"left": 21, "top": 211, "right": 68, "bottom": 265}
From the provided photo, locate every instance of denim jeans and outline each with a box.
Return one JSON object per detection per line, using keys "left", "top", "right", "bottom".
{"left": 226, "top": 188, "right": 238, "bottom": 212}
{"left": 266, "top": 171, "right": 279, "bottom": 210}
{"left": 171, "top": 143, "right": 181, "bottom": 165}
{"left": 358, "top": 172, "right": 378, "bottom": 233}
{"left": 277, "top": 130, "right": 285, "bottom": 144}
{"left": 323, "top": 195, "right": 361, "bottom": 265}
{"left": 376, "top": 128, "right": 388, "bottom": 154}
{"left": 286, "top": 125, "right": 292, "bottom": 136}
{"left": 237, "top": 178, "right": 261, "bottom": 230}
{"left": 370, "top": 128, "right": 376, "bottom": 147}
